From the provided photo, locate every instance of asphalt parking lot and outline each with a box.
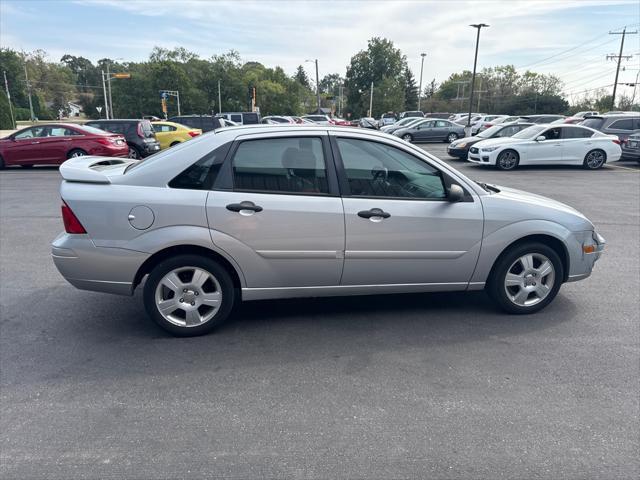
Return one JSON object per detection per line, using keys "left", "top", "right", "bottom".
{"left": 1, "top": 145, "right": 638, "bottom": 479}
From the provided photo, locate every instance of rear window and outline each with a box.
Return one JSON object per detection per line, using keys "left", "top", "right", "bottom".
{"left": 242, "top": 113, "right": 259, "bottom": 124}
{"left": 87, "top": 122, "right": 127, "bottom": 135}
{"left": 78, "top": 125, "right": 112, "bottom": 135}
{"left": 140, "top": 120, "right": 154, "bottom": 137}
{"left": 231, "top": 114, "right": 242, "bottom": 123}
{"left": 581, "top": 118, "right": 605, "bottom": 130}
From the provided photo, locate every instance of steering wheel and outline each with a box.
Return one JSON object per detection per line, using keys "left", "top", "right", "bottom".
{"left": 371, "top": 165, "right": 389, "bottom": 182}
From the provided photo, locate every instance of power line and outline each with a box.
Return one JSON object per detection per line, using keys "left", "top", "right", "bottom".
{"left": 515, "top": 22, "right": 640, "bottom": 70}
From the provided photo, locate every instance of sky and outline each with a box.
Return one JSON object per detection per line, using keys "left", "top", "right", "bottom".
{"left": 1, "top": 0, "right": 639, "bottom": 101}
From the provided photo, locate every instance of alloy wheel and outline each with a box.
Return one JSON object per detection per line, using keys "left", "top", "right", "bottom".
{"left": 402, "top": 134, "right": 412, "bottom": 142}
{"left": 503, "top": 253, "right": 555, "bottom": 307}
{"left": 585, "top": 150, "right": 605, "bottom": 169}
{"left": 128, "top": 147, "right": 140, "bottom": 159}
{"left": 497, "top": 151, "right": 518, "bottom": 170}
{"left": 447, "top": 133, "right": 458, "bottom": 143}
{"left": 70, "top": 151, "right": 86, "bottom": 158}
{"left": 154, "top": 266, "right": 222, "bottom": 327}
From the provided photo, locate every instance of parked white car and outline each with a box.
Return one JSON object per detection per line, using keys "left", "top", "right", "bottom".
{"left": 302, "top": 115, "right": 333, "bottom": 125}
{"left": 471, "top": 115, "right": 508, "bottom": 135}
{"left": 468, "top": 124, "right": 622, "bottom": 170}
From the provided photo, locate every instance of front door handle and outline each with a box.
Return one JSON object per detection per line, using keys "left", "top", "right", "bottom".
{"left": 357, "top": 208, "right": 391, "bottom": 220}
{"left": 226, "top": 201, "right": 263, "bottom": 214}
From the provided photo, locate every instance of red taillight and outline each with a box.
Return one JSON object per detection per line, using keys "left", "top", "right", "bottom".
{"left": 485, "top": 123, "right": 493, "bottom": 127}
{"left": 61, "top": 201, "right": 86, "bottom": 234}
{"left": 188, "top": 131, "right": 200, "bottom": 137}
{"left": 96, "top": 137, "right": 111, "bottom": 145}
{"left": 612, "top": 138, "right": 621, "bottom": 145}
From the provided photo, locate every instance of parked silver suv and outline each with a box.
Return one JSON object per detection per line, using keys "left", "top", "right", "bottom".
{"left": 52, "top": 126, "right": 605, "bottom": 336}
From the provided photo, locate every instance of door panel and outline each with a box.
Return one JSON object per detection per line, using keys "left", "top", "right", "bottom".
{"left": 206, "top": 134, "right": 345, "bottom": 288}
{"left": 341, "top": 198, "right": 483, "bottom": 285}
{"left": 333, "top": 136, "right": 484, "bottom": 286}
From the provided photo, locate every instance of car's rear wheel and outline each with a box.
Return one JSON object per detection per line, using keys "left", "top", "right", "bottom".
{"left": 446, "top": 132, "right": 458, "bottom": 143}
{"left": 583, "top": 149, "right": 606, "bottom": 169}
{"left": 402, "top": 134, "right": 413, "bottom": 142}
{"left": 143, "top": 254, "right": 235, "bottom": 336}
{"left": 488, "top": 242, "right": 563, "bottom": 314}
{"left": 128, "top": 146, "right": 141, "bottom": 159}
{"left": 496, "top": 149, "right": 519, "bottom": 170}
{"left": 67, "top": 149, "right": 87, "bottom": 159}
{"left": 170, "top": 141, "right": 181, "bottom": 147}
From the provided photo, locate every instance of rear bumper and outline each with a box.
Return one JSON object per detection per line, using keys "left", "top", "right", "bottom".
{"left": 52, "top": 233, "right": 149, "bottom": 295}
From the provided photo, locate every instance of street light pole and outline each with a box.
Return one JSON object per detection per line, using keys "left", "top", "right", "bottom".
{"left": 369, "top": 81, "right": 374, "bottom": 118}
{"left": 418, "top": 53, "right": 426, "bottom": 112}
{"left": 106, "top": 61, "right": 114, "bottom": 118}
{"left": 218, "top": 79, "right": 222, "bottom": 114}
{"left": 101, "top": 70, "right": 109, "bottom": 119}
{"left": 314, "top": 59, "right": 321, "bottom": 114}
{"left": 466, "top": 23, "right": 489, "bottom": 137}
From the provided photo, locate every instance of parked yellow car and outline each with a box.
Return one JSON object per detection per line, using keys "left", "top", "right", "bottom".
{"left": 151, "top": 121, "right": 202, "bottom": 149}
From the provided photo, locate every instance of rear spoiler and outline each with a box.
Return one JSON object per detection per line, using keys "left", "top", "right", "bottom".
{"left": 59, "top": 156, "right": 133, "bottom": 184}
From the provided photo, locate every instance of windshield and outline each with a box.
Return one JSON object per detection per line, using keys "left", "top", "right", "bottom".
{"left": 512, "top": 125, "right": 546, "bottom": 139}
{"left": 477, "top": 125, "right": 502, "bottom": 138}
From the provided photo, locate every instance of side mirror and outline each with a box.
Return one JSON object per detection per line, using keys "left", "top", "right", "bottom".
{"left": 448, "top": 184, "right": 464, "bottom": 202}
{"left": 536, "top": 135, "right": 546, "bottom": 142}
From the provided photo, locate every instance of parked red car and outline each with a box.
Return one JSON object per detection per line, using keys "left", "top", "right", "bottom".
{"left": 0, "top": 123, "right": 128, "bottom": 168}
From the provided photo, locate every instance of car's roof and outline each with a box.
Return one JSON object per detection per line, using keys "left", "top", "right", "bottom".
{"left": 86, "top": 119, "right": 145, "bottom": 123}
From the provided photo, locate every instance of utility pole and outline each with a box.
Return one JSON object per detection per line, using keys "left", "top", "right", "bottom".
{"left": 369, "top": 81, "right": 374, "bottom": 118}
{"left": 3, "top": 71, "right": 16, "bottom": 128}
{"left": 314, "top": 59, "right": 321, "bottom": 114}
{"left": 467, "top": 23, "right": 489, "bottom": 137}
{"left": 23, "top": 63, "right": 35, "bottom": 122}
{"left": 218, "top": 80, "right": 222, "bottom": 114}
{"left": 608, "top": 28, "right": 637, "bottom": 109}
{"left": 418, "top": 53, "right": 426, "bottom": 111}
{"left": 101, "top": 70, "right": 109, "bottom": 119}
{"left": 106, "top": 61, "right": 114, "bottom": 118}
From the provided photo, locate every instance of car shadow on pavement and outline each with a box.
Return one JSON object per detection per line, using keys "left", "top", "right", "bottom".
{"left": 0, "top": 286, "right": 579, "bottom": 386}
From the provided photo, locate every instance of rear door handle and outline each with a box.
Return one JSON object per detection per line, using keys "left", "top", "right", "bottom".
{"left": 226, "top": 201, "right": 263, "bottom": 214}
{"left": 357, "top": 208, "right": 391, "bottom": 220}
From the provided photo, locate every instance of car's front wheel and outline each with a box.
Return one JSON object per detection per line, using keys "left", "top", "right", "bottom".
{"left": 488, "top": 242, "right": 563, "bottom": 314}
{"left": 402, "top": 134, "right": 413, "bottom": 142}
{"left": 143, "top": 254, "right": 236, "bottom": 336}
{"left": 446, "top": 132, "right": 458, "bottom": 143}
{"left": 496, "top": 149, "right": 519, "bottom": 170}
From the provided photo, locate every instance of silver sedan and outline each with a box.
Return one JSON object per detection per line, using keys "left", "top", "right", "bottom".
{"left": 52, "top": 126, "right": 605, "bottom": 336}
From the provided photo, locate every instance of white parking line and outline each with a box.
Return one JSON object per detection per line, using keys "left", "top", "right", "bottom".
{"left": 607, "top": 164, "right": 640, "bottom": 171}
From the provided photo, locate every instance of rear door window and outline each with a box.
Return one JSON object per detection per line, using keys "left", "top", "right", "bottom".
{"left": 609, "top": 118, "right": 634, "bottom": 131}
{"left": 231, "top": 114, "right": 243, "bottom": 123}
{"left": 231, "top": 137, "right": 329, "bottom": 195}
{"left": 561, "top": 127, "right": 593, "bottom": 139}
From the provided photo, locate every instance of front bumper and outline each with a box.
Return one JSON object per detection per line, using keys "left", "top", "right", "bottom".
{"left": 467, "top": 150, "right": 497, "bottom": 165}
{"left": 566, "top": 230, "right": 606, "bottom": 282}
{"left": 52, "top": 233, "right": 149, "bottom": 295}
{"left": 447, "top": 146, "right": 469, "bottom": 158}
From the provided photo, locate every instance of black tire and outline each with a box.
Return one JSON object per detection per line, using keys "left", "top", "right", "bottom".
{"left": 143, "top": 254, "right": 236, "bottom": 337}
{"left": 128, "top": 145, "right": 142, "bottom": 159}
{"left": 496, "top": 149, "right": 519, "bottom": 170}
{"left": 487, "top": 242, "right": 564, "bottom": 315}
{"left": 583, "top": 149, "right": 606, "bottom": 170}
{"left": 446, "top": 132, "right": 458, "bottom": 143}
{"left": 402, "top": 133, "right": 413, "bottom": 142}
{"left": 170, "top": 141, "right": 181, "bottom": 147}
{"left": 67, "top": 148, "right": 88, "bottom": 159}
{"left": 21, "top": 164, "right": 34, "bottom": 168}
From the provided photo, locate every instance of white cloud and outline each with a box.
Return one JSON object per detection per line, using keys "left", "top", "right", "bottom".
{"left": 4, "top": 0, "right": 640, "bottom": 96}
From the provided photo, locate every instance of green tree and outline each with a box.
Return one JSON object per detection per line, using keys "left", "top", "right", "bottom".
{"left": 403, "top": 67, "right": 418, "bottom": 110}
{"left": 293, "top": 65, "right": 311, "bottom": 89}
{"left": 345, "top": 37, "right": 407, "bottom": 118}
{"left": 0, "top": 90, "right": 15, "bottom": 129}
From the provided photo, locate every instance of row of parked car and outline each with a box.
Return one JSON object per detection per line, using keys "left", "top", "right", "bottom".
{"left": 371, "top": 111, "right": 639, "bottom": 169}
